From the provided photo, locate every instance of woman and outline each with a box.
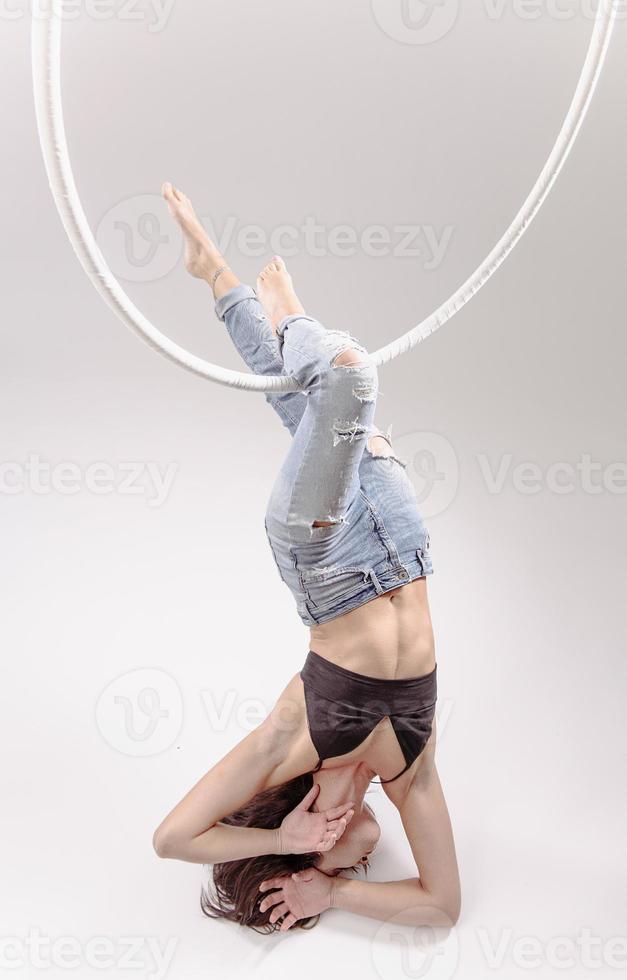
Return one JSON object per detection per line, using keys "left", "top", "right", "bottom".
{"left": 153, "top": 184, "right": 461, "bottom": 934}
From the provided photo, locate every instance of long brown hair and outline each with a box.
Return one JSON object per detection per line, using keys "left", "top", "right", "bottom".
{"left": 201, "top": 772, "right": 322, "bottom": 933}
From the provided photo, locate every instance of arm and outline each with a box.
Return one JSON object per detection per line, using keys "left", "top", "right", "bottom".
{"left": 152, "top": 675, "right": 354, "bottom": 865}
{"left": 152, "top": 722, "right": 285, "bottom": 864}
{"left": 333, "top": 760, "right": 461, "bottom": 926}
{"left": 259, "top": 734, "right": 461, "bottom": 931}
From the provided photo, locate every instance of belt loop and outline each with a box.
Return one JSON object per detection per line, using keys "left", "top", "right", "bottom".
{"left": 416, "top": 550, "right": 425, "bottom": 575}
{"left": 365, "top": 568, "right": 384, "bottom": 595}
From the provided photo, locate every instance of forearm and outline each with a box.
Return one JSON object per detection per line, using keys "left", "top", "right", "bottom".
{"left": 156, "top": 823, "right": 280, "bottom": 865}
{"left": 332, "top": 876, "right": 458, "bottom": 927}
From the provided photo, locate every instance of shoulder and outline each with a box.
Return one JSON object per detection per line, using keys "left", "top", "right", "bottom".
{"left": 381, "top": 727, "right": 438, "bottom": 808}
{"left": 254, "top": 671, "right": 316, "bottom": 781}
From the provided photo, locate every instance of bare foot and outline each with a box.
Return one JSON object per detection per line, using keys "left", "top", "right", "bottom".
{"left": 162, "top": 182, "right": 238, "bottom": 296}
{"left": 256, "top": 257, "right": 305, "bottom": 332}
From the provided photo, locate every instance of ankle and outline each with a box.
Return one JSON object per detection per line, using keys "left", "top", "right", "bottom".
{"left": 211, "top": 267, "right": 240, "bottom": 300}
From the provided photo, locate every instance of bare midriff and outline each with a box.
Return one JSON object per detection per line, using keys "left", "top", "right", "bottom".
{"left": 307, "top": 577, "right": 435, "bottom": 680}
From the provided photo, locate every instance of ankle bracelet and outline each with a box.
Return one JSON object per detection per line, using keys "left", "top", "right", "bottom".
{"left": 211, "top": 264, "right": 230, "bottom": 290}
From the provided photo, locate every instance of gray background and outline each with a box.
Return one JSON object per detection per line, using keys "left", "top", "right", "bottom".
{"left": 1, "top": 2, "right": 626, "bottom": 978}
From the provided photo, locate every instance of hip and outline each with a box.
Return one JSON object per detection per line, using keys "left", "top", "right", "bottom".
{"left": 265, "top": 480, "right": 433, "bottom": 627}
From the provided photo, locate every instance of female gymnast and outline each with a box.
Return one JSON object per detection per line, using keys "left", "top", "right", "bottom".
{"left": 152, "top": 184, "right": 461, "bottom": 934}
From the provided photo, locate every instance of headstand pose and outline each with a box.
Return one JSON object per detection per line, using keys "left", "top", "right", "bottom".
{"left": 153, "top": 184, "right": 461, "bottom": 934}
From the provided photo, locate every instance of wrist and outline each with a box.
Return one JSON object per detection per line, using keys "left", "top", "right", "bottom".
{"left": 274, "top": 827, "right": 284, "bottom": 855}
{"left": 330, "top": 875, "right": 347, "bottom": 909}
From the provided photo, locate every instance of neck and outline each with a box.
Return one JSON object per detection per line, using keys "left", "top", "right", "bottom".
{"left": 313, "top": 762, "right": 372, "bottom": 813}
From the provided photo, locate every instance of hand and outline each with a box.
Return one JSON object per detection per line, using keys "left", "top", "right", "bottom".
{"left": 259, "top": 868, "right": 336, "bottom": 932}
{"left": 276, "top": 784, "right": 355, "bottom": 855}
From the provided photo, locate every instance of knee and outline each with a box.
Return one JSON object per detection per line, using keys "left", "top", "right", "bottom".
{"left": 332, "top": 347, "right": 370, "bottom": 368}
{"left": 330, "top": 346, "right": 378, "bottom": 404}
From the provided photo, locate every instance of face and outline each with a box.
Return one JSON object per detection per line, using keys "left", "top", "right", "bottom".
{"left": 316, "top": 803, "right": 381, "bottom": 875}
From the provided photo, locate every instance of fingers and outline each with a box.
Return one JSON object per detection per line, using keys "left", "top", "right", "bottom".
{"left": 259, "top": 876, "right": 288, "bottom": 893}
{"left": 326, "top": 813, "right": 353, "bottom": 838}
{"left": 315, "top": 812, "right": 351, "bottom": 850}
{"left": 324, "top": 802, "right": 355, "bottom": 821}
{"left": 280, "top": 913, "right": 298, "bottom": 933}
{"left": 297, "top": 784, "right": 320, "bottom": 810}
{"left": 259, "top": 890, "right": 285, "bottom": 914}
{"left": 269, "top": 902, "right": 290, "bottom": 925}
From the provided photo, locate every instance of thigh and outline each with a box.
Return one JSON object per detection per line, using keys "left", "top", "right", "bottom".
{"left": 272, "top": 321, "right": 379, "bottom": 540}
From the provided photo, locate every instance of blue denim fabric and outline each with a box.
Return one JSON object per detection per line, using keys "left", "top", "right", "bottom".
{"left": 216, "top": 284, "right": 433, "bottom": 626}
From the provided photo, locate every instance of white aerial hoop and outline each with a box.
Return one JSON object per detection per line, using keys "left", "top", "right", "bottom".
{"left": 32, "top": 0, "right": 619, "bottom": 392}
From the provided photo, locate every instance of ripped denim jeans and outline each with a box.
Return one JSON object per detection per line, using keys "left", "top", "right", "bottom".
{"left": 216, "top": 284, "right": 433, "bottom": 627}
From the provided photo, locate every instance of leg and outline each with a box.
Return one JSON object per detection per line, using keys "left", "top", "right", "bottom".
{"left": 162, "top": 183, "right": 308, "bottom": 434}
{"left": 162, "top": 183, "right": 240, "bottom": 300}
{"left": 215, "top": 285, "right": 308, "bottom": 436}
{"left": 261, "top": 261, "right": 379, "bottom": 537}
{"left": 162, "top": 185, "right": 385, "bottom": 501}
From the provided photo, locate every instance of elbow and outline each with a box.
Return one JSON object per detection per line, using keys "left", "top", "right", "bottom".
{"left": 433, "top": 890, "right": 462, "bottom": 928}
{"left": 444, "top": 894, "right": 462, "bottom": 927}
{"left": 414, "top": 883, "right": 461, "bottom": 928}
{"left": 152, "top": 825, "right": 179, "bottom": 860}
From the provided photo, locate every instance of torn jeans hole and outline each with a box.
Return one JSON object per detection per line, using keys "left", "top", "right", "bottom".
{"left": 366, "top": 431, "right": 408, "bottom": 468}
{"left": 310, "top": 514, "right": 350, "bottom": 536}
{"left": 365, "top": 444, "right": 409, "bottom": 468}
{"left": 352, "top": 379, "right": 378, "bottom": 403}
{"left": 324, "top": 330, "right": 368, "bottom": 362}
{"left": 332, "top": 418, "right": 370, "bottom": 447}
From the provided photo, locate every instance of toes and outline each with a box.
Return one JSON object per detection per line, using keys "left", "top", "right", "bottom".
{"left": 257, "top": 256, "right": 289, "bottom": 283}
